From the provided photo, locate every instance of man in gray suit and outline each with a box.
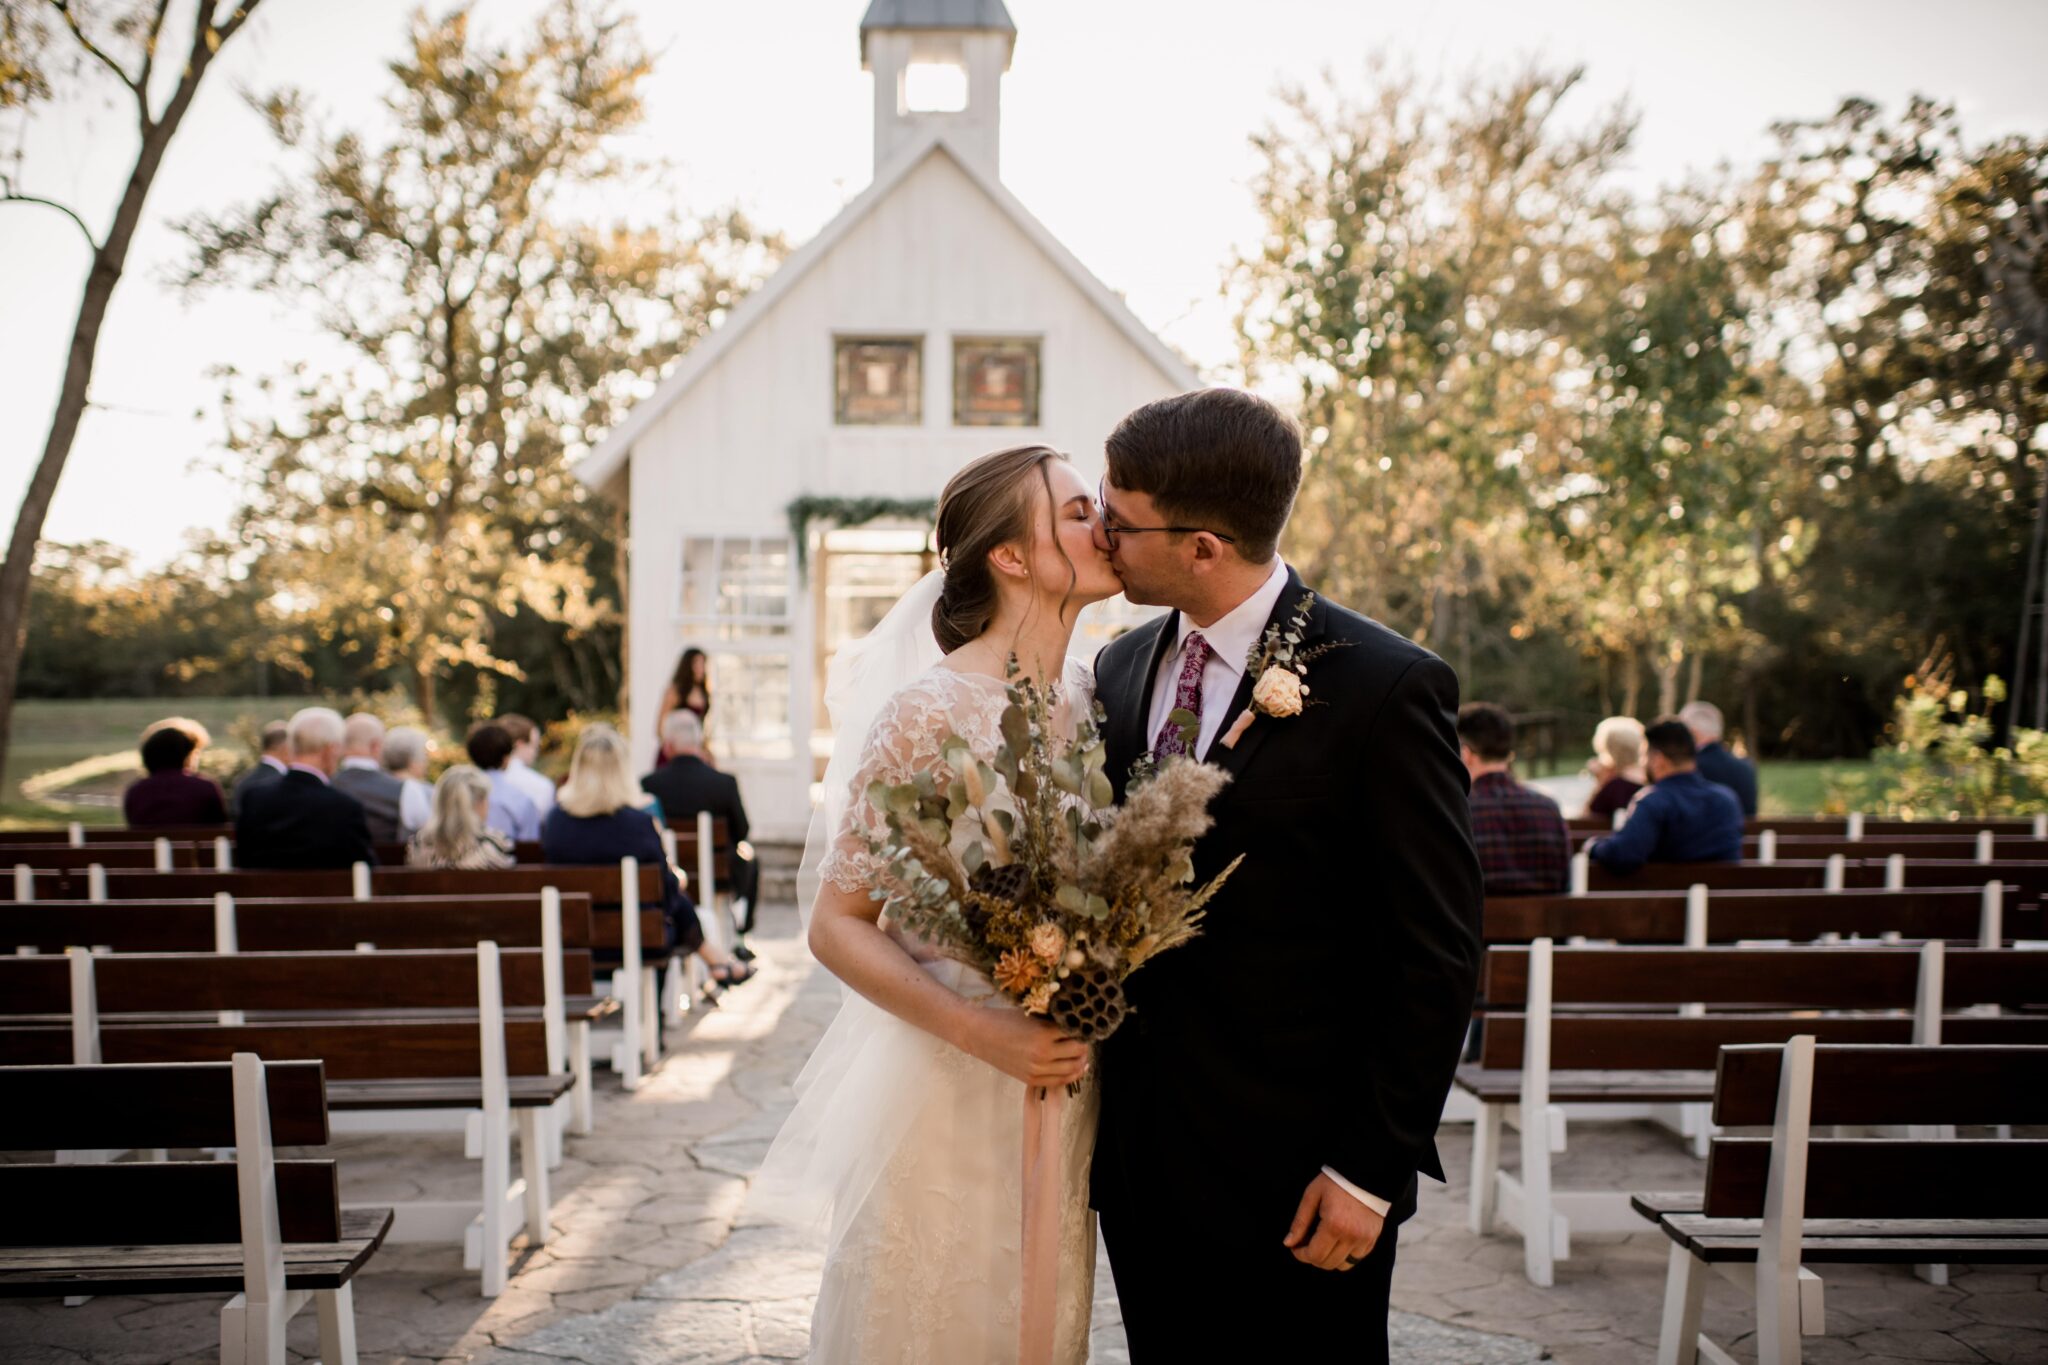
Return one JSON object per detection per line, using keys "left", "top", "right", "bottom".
{"left": 229, "top": 720, "right": 291, "bottom": 819}
{"left": 332, "top": 712, "right": 406, "bottom": 844}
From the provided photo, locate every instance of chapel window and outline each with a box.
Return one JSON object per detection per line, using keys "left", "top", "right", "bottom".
{"left": 834, "top": 337, "right": 922, "bottom": 425}
{"left": 953, "top": 336, "right": 1041, "bottom": 427}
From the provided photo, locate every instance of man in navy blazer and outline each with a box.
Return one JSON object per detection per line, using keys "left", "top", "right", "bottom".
{"left": 1680, "top": 700, "right": 1758, "bottom": 817}
{"left": 235, "top": 707, "right": 376, "bottom": 871}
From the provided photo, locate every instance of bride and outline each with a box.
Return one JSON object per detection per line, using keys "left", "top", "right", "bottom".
{"left": 755, "top": 444, "right": 1124, "bottom": 1363}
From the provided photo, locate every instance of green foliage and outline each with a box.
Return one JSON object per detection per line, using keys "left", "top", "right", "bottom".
{"left": 1238, "top": 67, "right": 2046, "bottom": 752}
{"left": 1831, "top": 661, "right": 2047, "bottom": 818}
{"left": 785, "top": 496, "right": 937, "bottom": 571}
{"left": 175, "top": 0, "right": 784, "bottom": 725}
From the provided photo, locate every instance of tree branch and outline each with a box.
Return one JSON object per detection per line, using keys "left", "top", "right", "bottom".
{"left": 0, "top": 192, "right": 100, "bottom": 250}
{"left": 49, "top": 0, "right": 143, "bottom": 106}
{"left": 133, "top": 0, "right": 173, "bottom": 105}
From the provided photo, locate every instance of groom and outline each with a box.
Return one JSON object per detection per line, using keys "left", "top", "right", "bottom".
{"left": 1089, "top": 388, "right": 1483, "bottom": 1360}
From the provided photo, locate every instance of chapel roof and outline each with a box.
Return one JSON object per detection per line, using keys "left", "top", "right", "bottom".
{"left": 859, "top": 0, "right": 1016, "bottom": 35}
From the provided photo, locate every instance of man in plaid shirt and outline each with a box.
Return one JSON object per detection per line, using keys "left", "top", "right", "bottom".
{"left": 1456, "top": 703, "right": 1571, "bottom": 895}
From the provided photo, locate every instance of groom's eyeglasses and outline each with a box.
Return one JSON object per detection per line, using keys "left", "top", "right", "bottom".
{"left": 1096, "top": 479, "right": 1238, "bottom": 550}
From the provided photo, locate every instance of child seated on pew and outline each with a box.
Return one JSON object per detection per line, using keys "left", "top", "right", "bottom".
{"left": 407, "top": 765, "right": 517, "bottom": 870}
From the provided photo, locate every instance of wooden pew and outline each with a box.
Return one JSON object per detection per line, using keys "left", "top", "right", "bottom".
{"left": 0, "top": 946, "right": 568, "bottom": 1296}
{"left": 1565, "top": 815, "right": 2047, "bottom": 838}
{"left": 0, "top": 893, "right": 622, "bottom": 1141}
{"left": 0, "top": 861, "right": 674, "bottom": 1087}
{"left": 1459, "top": 938, "right": 2048, "bottom": 1287}
{"left": 1639, "top": 1041, "right": 2048, "bottom": 1365}
{"left": 0, "top": 1056, "right": 391, "bottom": 1363}
{"left": 1482, "top": 886, "right": 2021, "bottom": 947}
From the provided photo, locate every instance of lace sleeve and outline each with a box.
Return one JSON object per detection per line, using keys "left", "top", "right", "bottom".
{"left": 816, "top": 680, "right": 944, "bottom": 895}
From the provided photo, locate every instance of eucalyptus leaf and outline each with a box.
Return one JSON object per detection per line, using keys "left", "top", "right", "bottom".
{"left": 963, "top": 842, "right": 987, "bottom": 875}
{"left": 1001, "top": 704, "right": 1030, "bottom": 751}
{"left": 1087, "top": 769, "right": 1115, "bottom": 809}
{"left": 1085, "top": 893, "right": 1111, "bottom": 919}
{"left": 1056, "top": 884, "right": 1086, "bottom": 912}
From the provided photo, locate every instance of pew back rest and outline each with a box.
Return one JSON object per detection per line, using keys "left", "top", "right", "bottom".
{"left": 1700, "top": 1042, "right": 2048, "bottom": 1220}
{"left": 0, "top": 893, "right": 598, "bottom": 954}
{"left": 1484, "top": 887, "right": 2005, "bottom": 944}
{"left": 1478, "top": 1010, "right": 2048, "bottom": 1070}
{"left": 0, "top": 1057, "right": 345, "bottom": 1248}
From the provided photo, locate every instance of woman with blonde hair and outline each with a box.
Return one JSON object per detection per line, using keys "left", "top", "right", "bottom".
{"left": 1583, "top": 715, "right": 1648, "bottom": 819}
{"left": 540, "top": 724, "right": 751, "bottom": 985}
{"left": 406, "top": 765, "right": 515, "bottom": 869}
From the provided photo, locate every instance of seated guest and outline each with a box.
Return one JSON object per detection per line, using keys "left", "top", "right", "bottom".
{"left": 1457, "top": 703, "right": 1571, "bottom": 895}
{"left": 1587, "top": 717, "right": 1745, "bottom": 873}
{"left": 643, "top": 709, "right": 761, "bottom": 946}
{"left": 1582, "top": 716, "right": 1648, "bottom": 820}
{"left": 542, "top": 724, "right": 752, "bottom": 987}
{"left": 406, "top": 765, "right": 514, "bottom": 869}
{"left": 1679, "top": 700, "right": 1758, "bottom": 817}
{"left": 229, "top": 720, "right": 291, "bottom": 819}
{"left": 333, "top": 712, "right": 406, "bottom": 844}
{"left": 496, "top": 713, "right": 557, "bottom": 815}
{"left": 123, "top": 718, "right": 228, "bottom": 827}
{"left": 466, "top": 721, "right": 542, "bottom": 842}
{"left": 382, "top": 725, "right": 434, "bottom": 839}
{"left": 235, "top": 706, "right": 376, "bottom": 870}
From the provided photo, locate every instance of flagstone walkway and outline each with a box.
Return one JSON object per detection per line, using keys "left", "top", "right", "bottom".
{"left": 4, "top": 904, "right": 2042, "bottom": 1364}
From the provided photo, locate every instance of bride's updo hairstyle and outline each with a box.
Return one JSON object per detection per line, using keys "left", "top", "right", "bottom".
{"left": 931, "top": 444, "right": 1075, "bottom": 654}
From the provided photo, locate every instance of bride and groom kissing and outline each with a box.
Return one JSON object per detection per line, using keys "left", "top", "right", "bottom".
{"left": 758, "top": 387, "right": 1485, "bottom": 1363}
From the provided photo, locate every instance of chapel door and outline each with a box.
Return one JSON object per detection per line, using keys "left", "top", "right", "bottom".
{"left": 812, "top": 524, "right": 937, "bottom": 778}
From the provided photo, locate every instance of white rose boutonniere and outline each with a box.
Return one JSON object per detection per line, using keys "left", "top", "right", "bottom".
{"left": 1219, "top": 590, "right": 1352, "bottom": 750}
{"left": 1251, "top": 665, "right": 1306, "bottom": 717}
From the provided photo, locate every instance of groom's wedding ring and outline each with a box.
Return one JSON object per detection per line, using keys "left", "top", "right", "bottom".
{"left": 1343, "top": 1255, "right": 1363, "bottom": 1267}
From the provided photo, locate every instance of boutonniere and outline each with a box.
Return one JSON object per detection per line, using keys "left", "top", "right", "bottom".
{"left": 1219, "top": 591, "right": 1351, "bottom": 750}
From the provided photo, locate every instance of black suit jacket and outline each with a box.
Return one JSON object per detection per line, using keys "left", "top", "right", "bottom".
{"left": 234, "top": 770, "right": 377, "bottom": 870}
{"left": 229, "top": 760, "right": 284, "bottom": 821}
{"left": 639, "top": 756, "right": 749, "bottom": 843}
{"left": 1090, "top": 570, "right": 1482, "bottom": 1231}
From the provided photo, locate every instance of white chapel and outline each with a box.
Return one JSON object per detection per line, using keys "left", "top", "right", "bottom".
{"left": 576, "top": 0, "right": 1197, "bottom": 839}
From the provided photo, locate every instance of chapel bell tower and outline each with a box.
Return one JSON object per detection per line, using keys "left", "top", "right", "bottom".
{"left": 860, "top": 0, "right": 1016, "bottom": 180}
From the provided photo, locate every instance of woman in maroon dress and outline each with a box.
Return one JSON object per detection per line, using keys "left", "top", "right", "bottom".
{"left": 122, "top": 718, "right": 228, "bottom": 827}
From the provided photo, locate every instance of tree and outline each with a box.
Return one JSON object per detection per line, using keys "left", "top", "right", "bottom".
{"left": 1735, "top": 99, "right": 2046, "bottom": 742}
{"left": 1232, "top": 63, "right": 1634, "bottom": 675}
{"left": 178, "top": 0, "right": 782, "bottom": 720}
{"left": 0, "top": 0, "right": 266, "bottom": 809}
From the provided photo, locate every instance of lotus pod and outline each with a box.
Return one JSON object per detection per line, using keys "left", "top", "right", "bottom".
{"left": 1049, "top": 964, "right": 1127, "bottom": 1043}
{"left": 970, "top": 860, "right": 1033, "bottom": 907}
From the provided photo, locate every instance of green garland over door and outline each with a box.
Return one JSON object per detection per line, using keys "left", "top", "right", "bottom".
{"left": 785, "top": 495, "right": 937, "bottom": 572}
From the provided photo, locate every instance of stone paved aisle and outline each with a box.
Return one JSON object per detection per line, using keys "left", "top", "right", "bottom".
{"left": 3, "top": 904, "right": 2042, "bottom": 1363}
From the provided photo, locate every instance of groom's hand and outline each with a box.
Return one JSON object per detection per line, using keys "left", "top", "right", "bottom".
{"left": 1282, "top": 1172, "right": 1383, "bottom": 1272}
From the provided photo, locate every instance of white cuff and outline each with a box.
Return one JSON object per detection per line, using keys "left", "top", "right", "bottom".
{"left": 1321, "top": 1165, "right": 1391, "bottom": 1217}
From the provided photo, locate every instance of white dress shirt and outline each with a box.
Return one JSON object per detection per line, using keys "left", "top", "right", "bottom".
{"left": 398, "top": 777, "right": 432, "bottom": 837}
{"left": 1142, "top": 557, "right": 1392, "bottom": 1220}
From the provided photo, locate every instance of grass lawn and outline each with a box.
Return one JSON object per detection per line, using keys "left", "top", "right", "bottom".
{"left": 2, "top": 696, "right": 282, "bottom": 827}
{"left": 1758, "top": 759, "right": 1870, "bottom": 817}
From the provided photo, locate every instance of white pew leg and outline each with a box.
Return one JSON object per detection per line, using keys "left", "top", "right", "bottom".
{"left": 518, "top": 1108, "right": 552, "bottom": 1247}
{"left": 661, "top": 954, "right": 684, "bottom": 1027}
{"left": 1469, "top": 1102, "right": 1503, "bottom": 1234}
{"left": 1656, "top": 1242, "right": 1706, "bottom": 1365}
{"left": 570, "top": 1022, "right": 594, "bottom": 1134}
{"left": 315, "top": 1283, "right": 358, "bottom": 1365}
{"left": 1520, "top": 1103, "right": 1557, "bottom": 1286}
{"left": 641, "top": 965, "right": 660, "bottom": 1067}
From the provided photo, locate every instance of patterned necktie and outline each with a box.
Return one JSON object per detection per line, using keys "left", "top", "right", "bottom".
{"left": 1153, "top": 632, "right": 1213, "bottom": 760}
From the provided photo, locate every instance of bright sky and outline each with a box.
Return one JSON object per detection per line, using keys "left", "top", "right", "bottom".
{"left": 3, "top": 0, "right": 2046, "bottom": 569}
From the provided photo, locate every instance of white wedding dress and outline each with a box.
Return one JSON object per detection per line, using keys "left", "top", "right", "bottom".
{"left": 758, "top": 660, "right": 1100, "bottom": 1365}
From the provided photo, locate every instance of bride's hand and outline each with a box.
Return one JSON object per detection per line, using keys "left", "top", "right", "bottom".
{"left": 964, "top": 1010, "right": 1089, "bottom": 1088}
